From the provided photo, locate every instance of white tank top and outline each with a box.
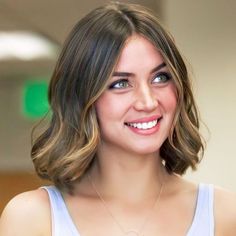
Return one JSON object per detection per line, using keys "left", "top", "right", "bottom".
{"left": 42, "top": 183, "right": 214, "bottom": 236}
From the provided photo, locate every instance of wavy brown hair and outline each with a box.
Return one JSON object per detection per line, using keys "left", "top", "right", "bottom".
{"left": 31, "top": 2, "right": 204, "bottom": 191}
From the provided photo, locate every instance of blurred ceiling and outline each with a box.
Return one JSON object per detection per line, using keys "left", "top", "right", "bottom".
{"left": 0, "top": 0, "right": 162, "bottom": 79}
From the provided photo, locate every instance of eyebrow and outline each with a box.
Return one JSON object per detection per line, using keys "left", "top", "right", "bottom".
{"left": 151, "top": 62, "right": 166, "bottom": 73}
{"left": 112, "top": 62, "right": 166, "bottom": 77}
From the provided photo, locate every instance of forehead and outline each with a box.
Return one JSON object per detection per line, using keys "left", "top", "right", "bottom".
{"left": 114, "top": 35, "right": 164, "bottom": 71}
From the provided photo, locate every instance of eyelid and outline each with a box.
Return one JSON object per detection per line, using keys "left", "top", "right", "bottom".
{"left": 152, "top": 71, "right": 172, "bottom": 83}
{"left": 108, "top": 78, "right": 130, "bottom": 89}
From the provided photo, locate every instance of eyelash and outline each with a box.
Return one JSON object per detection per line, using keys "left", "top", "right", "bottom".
{"left": 152, "top": 72, "right": 172, "bottom": 84}
{"left": 108, "top": 79, "right": 130, "bottom": 89}
{"left": 108, "top": 72, "right": 172, "bottom": 90}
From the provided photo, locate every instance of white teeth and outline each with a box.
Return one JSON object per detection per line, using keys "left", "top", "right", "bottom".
{"left": 127, "top": 119, "right": 159, "bottom": 130}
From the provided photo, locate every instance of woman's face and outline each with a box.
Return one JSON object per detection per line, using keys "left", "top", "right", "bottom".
{"left": 95, "top": 35, "right": 177, "bottom": 156}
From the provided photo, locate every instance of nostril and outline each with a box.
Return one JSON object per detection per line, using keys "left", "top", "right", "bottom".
{"left": 132, "top": 86, "right": 159, "bottom": 111}
{"left": 134, "top": 96, "right": 158, "bottom": 111}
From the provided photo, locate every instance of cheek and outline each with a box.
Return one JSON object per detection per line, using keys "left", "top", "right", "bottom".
{"left": 95, "top": 93, "right": 127, "bottom": 123}
{"left": 158, "top": 85, "right": 177, "bottom": 114}
{"left": 167, "top": 93, "right": 177, "bottom": 113}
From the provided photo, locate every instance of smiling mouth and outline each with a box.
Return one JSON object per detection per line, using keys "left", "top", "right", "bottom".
{"left": 124, "top": 117, "right": 162, "bottom": 130}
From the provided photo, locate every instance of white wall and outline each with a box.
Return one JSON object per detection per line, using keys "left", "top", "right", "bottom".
{"left": 163, "top": 0, "right": 236, "bottom": 191}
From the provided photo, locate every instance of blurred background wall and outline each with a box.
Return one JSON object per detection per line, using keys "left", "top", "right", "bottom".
{"left": 0, "top": 0, "right": 235, "bottom": 212}
{"left": 163, "top": 0, "right": 236, "bottom": 190}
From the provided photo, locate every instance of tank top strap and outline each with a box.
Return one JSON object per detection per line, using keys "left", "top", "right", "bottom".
{"left": 42, "top": 184, "right": 214, "bottom": 236}
{"left": 42, "top": 186, "right": 80, "bottom": 236}
{"left": 187, "top": 183, "right": 214, "bottom": 236}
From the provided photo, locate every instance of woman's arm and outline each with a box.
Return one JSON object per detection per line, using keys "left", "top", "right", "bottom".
{"left": 0, "top": 189, "right": 51, "bottom": 236}
{"left": 215, "top": 187, "right": 236, "bottom": 236}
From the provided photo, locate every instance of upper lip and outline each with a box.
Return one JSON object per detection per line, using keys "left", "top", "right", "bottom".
{"left": 125, "top": 115, "right": 162, "bottom": 124}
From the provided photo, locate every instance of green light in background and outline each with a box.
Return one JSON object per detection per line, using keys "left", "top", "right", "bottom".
{"left": 22, "top": 79, "right": 49, "bottom": 119}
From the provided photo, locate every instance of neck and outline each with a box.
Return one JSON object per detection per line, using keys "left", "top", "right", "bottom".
{"left": 88, "top": 145, "right": 167, "bottom": 202}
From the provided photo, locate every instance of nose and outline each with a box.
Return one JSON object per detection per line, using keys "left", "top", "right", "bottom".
{"left": 133, "top": 84, "right": 158, "bottom": 112}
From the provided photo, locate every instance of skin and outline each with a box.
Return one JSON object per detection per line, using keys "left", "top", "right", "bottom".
{"left": 95, "top": 34, "right": 177, "bottom": 158}
{"left": 1, "top": 35, "right": 236, "bottom": 236}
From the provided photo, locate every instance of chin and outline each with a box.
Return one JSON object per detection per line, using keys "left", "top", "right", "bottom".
{"left": 128, "top": 144, "right": 162, "bottom": 156}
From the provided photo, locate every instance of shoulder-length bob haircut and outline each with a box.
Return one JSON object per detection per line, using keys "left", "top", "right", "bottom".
{"left": 32, "top": 2, "right": 204, "bottom": 191}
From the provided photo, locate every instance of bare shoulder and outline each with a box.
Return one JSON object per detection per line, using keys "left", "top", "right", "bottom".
{"left": 0, "top": 188, "right": 51, "bottom": 236}
{"left": 214, "top": 186, "right": 236, "bottom": 236}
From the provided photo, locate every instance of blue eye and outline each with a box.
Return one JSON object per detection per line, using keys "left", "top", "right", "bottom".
{"left": 109, "top": 79, "right": 130, "bottom": 89}
{"left": 152, "top": 72, "right": 171, "bottom": 84}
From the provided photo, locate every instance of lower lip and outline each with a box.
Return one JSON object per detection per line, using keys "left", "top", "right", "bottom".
{"left": 126, "top": 119, "right": 161, "bottom": 136}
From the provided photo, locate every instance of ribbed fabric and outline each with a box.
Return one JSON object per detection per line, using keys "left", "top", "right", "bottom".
{"left": 42, "top": 183, "right": 214, "bottom": 236}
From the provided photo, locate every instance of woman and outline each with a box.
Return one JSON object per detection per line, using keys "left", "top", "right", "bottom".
{"left": 0, "top": 2, "right": 235, "bottom": 236}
